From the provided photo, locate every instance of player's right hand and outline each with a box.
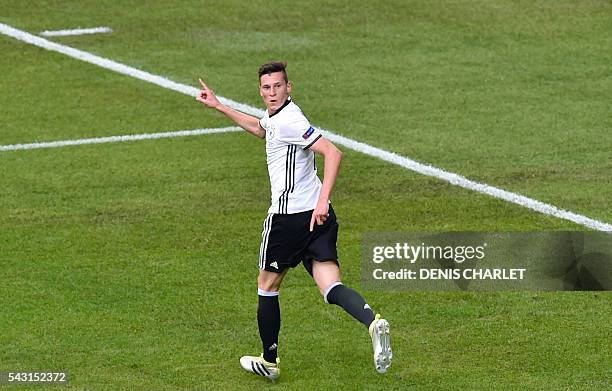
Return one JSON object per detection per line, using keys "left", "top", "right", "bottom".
{"left": 196, "top": 78, "right": 221, "bottom": 109}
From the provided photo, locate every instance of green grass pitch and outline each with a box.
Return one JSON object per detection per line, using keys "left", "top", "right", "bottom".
{"left": 1, "top": 1, "right": 610, "bottom": 389}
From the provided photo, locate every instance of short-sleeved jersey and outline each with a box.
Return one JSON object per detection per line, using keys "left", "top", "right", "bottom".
{"left": 259, "top": 99, "right": 323, "bottom": 214}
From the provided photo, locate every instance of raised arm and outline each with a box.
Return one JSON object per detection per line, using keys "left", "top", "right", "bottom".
{"left": 308, "top": 136, "right": 343, "bottom": 231}
{"left": 196, "top": 78, "right": 265, "bottom": 139}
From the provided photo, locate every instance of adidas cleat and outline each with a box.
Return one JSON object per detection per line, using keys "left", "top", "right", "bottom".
{"left": 239, "top": 354, "right": 280, "bottom": 381}
{"left": 369, "top": 314, "right": 393, "bottom": 373}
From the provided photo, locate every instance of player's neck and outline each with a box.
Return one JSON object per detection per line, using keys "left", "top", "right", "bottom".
{"left": 269, "top": 98, "right": 291, "bottom": 117}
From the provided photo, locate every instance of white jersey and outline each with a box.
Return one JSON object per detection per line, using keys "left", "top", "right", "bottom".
{"left": 259, "top": 99, "right": 323, "bottom": 214}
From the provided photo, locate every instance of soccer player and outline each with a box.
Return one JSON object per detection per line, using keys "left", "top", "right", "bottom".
{"left": 196, "top": 61, "right": 392, "bottom": 381}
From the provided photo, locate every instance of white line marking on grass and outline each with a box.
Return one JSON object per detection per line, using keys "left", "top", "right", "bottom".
{"left": 40, "top": 26, "right": 112, "bottom": 37}
{"left": 325, "top": 134, "right": 612, "bottom": 232}
{"left": 1, "top": 22, "right": 610, "bottom": 232}
{"left": 0, "top": 23, "right": 257, "bottom": 117}
{"left": 0, "top": 127, "right": 241, "bottom": 151}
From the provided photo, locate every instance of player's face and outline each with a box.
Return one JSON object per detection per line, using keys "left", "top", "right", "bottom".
{"left": 260, "top": 72, "right": 292, "bottom": 114}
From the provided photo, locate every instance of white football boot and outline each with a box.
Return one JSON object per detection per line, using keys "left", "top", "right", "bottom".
{"left": 369, "top": 314, "right": 393, "bottom": 373}
{"left": 239, "top": 354, "right": 280, "bottom": 381}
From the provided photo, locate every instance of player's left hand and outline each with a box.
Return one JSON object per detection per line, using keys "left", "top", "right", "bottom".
{"left": 310, "top": 201, "right": 329, "bottom": 232}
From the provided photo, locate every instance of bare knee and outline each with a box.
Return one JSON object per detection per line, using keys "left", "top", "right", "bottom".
{"left": 258, "top": 270, "right": 285, "bottom": 292}
{"left": 312, "top": 260, "right": 341, "bottom": 296}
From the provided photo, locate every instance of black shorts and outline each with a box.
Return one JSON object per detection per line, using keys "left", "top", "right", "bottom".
{"left": 259, "top": 205, "right": 339, "bottom": 275}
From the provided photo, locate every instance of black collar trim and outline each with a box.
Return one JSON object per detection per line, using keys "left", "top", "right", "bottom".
{"left": 269, "top": 98, "right": 291, "bottom": 118}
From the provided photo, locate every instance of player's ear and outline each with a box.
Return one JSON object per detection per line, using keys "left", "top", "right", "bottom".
{"left": 287, "top": 80, "right": 292, "bottom": 94}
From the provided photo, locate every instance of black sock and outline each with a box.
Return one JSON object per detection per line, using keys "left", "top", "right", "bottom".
{"left": 257, "top": 292, "right": 280, "bottom": 363}
{"left": 326, "top": 284, "right": 376, "bottom": 328}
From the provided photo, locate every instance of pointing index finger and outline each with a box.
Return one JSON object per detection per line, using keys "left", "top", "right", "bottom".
{"left": 198, "top": 78, "right": 208, "bottom": 90}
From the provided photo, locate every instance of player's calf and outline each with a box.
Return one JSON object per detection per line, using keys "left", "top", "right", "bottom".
{"left": 323, "top": 282, "right": 376, "bottom": 327}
